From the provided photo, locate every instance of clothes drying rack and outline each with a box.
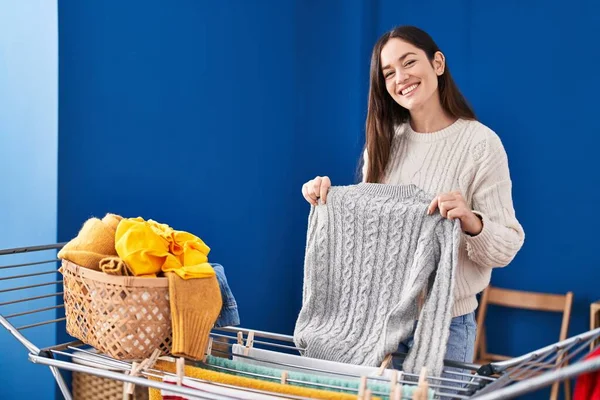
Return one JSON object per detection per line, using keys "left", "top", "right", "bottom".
{"left": 0, "top": 243, "right": 599, "bottom": 400}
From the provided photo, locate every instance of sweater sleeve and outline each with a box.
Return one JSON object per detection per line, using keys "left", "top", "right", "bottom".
{"left": 293, "top": 204, "right": 326, "bottom": 351}
{"left": 403, "top": 218, "right": 461, "bottom": 377}
{"left": 464, "top": 131, "right": 525, "bottom": 268}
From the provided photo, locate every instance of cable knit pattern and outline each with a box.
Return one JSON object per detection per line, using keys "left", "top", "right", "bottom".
{"left": 293, "top": 183, "right": 461, "bottom": 377}
{"left": 328, "top": 191, "right": 358, "bottom": 339}
{"left": 352, "top": 198, "right": 397, "bottom": 363}
{"left": 337, "top": 195, "right": 385, "bottom": 356}
{"left": 362, "top": 119, "right": 525, "bottom": 317}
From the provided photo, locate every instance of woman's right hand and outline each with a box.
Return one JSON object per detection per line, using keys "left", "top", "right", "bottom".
{"left": 301, "top": 176, "right": 331, "bottom": 205}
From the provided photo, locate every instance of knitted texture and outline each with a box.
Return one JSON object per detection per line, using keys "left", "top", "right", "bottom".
{"left": 293, "top": 183, "right": 460, "bottom": 377}
{"left": 362, "top": 119, "right": 525, "bottom": 317}
{"left": 167, "top": 272, "right": 222, "bottom": 361}
{"left": 57, "top": 213, "right": 123, "bottom": 270}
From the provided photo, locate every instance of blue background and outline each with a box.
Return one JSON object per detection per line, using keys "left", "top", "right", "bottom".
{"left": 1, "top": 1, "right": 598, "bottom": 399}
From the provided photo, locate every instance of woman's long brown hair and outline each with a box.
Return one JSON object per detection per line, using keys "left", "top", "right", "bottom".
{"left": 363, "top": 26, "right": 476, "bottom": 183}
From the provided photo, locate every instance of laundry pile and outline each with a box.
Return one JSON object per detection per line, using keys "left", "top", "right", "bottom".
{"left": 58, "top": 213, "right": 240, "bottom": 361}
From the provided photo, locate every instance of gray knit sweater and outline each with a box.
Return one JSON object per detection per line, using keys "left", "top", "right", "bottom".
{"left": 293, "top": 183, "right": 461, "bottom": 377}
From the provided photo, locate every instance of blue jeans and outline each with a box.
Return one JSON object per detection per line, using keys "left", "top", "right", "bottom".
{"left": 392, "top": 312, "right": 477, "bottom": 383}
{"left": 211, "top": 263, "right": 241, "bottom": 328}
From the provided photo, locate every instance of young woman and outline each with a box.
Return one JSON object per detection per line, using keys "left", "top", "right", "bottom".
{"left": 301, "top": 25, "right": 525, "bottom": 370}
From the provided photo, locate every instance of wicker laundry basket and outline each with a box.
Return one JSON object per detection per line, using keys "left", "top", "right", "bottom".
{"left": 60, "top": 260, "right": 172, "bottom": 360}
{"left": 72, "top": 349, "right": 149, "bottom": 400}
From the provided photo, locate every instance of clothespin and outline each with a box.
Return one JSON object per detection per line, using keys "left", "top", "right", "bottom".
{"left": 123, "top": 361, "right": 140, "bottom": 397}
{"left": 358, "top": 376, "right": 367, "bottom": 400}
{"left": 124, "top": 348, "right": 162, "bottom": 396}
{"left": 390, "top": 370, "right": 398, "bottom": 397}
{"left": 203, "top": 337, "right": 213, "bottom": 363}
{"left": 237, "top": 331, "right": 244, "bottom": 345}
{"left": 417, "top": 367, "right": 428, "bottom": 400}
{"left": 394, "top": 371, "right": 404, "bottom": 400}
{"left": 243, "top": 331, "right": 255, "bottom": 356}
{"left": 411, "top": 387, "right": 420, "bottom": 400}
{"left": 280, "top": 370, "right": 288, "bottom": 385}
{"left": 176, "top": 357, "right": 185, "bottom": 386}
{"left": 142, "top": 349, "right": 162, "bottom": 372}
{"left": 393, "top": 385, "right": 402, "bottom": 400}
{"left": 377, "top": 354, "right": 393, "bottom": 376}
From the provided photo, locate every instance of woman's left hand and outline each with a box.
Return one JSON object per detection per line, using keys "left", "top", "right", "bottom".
{"left": 427, "top": 191, "right": 483, "bottom": 236}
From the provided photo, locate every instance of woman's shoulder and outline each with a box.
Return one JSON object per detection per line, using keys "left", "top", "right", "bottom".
{"left": 462, "top": 119, "right": 502, "bottom": 142}
{"left": 460, "top": 119, "right": 508, "bottom": 163}
{"left": 463, "top": 118, "right": 506, "bottom": 146}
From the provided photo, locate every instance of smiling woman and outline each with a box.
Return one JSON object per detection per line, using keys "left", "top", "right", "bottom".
{"left": 300, "top": 25, "right": 525, "bottom": 382}
{"left": 367, "top": 26, "right": 477, "bottom": 184}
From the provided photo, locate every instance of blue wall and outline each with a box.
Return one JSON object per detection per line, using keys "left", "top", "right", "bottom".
{"left": 56, "top": 1, "right": 599, "bottom": 399}
{"left": 0, "top": 0, "right": 58, "bottom": 398}
{"left": 59, "top": 0, "right": 305, "bottom": 335}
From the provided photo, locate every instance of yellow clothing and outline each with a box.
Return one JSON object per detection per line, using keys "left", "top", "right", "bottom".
{"left": 148, "top": 359, "right": 363, "bottom": 400}
{"left": 114, "top": 217, "right": 215, "bottom": 279}
{"left": 57, "top": 213, "right": 122, "bottom": 270}
{"left": 167, "top": 272, "right": 222, "bottom": 361}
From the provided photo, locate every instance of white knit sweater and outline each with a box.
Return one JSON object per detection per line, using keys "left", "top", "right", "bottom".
{"left": 362, "top": 118, "right": 525, "bottom": 317}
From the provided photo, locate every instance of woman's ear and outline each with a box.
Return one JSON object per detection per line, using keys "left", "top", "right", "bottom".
{"left": 433, "top": 51, "right": 445, "bottom": 76}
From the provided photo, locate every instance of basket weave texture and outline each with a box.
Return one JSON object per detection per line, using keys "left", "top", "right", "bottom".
{"left": 73, "top": 371, "right": 149, "bottom": 400}
{"left": 60, "top": 260, "right": 172, "bottom": 360}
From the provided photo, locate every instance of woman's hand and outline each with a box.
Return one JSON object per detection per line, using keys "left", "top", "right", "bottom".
{"left": 427, "top": 191, "right": 483, "bottom": 235}
{"left": 302, "top": 176, "right": 331, "bottom": 205}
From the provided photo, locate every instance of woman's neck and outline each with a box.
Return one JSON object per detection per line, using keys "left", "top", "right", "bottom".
{"left": 408, "top": 93, "right": 456, "bottom": 133}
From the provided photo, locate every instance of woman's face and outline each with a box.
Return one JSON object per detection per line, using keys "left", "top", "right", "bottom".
{"left": 380, "top": 38, "right": 445, "bottom": 112}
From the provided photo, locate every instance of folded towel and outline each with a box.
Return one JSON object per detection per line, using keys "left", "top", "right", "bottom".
{"left": 99, "top": 256, "right": 131, "bottom": 276}
{"left": 57, "top": 213, "right": 123, "bottom": 270}
{"left": 167, "top": 272, "right": 222, "bottom": 361}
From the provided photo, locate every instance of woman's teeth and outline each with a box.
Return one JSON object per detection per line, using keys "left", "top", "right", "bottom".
{"left": 402, "top": 83, "right": 419, "bottom": 95}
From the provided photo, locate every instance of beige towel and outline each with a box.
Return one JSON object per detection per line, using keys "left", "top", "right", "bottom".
{"left": 99, "top": 256, "right": 131, "bottom": 276}
{"left": 57, "top": 213, "right": 123, "bottom": 270}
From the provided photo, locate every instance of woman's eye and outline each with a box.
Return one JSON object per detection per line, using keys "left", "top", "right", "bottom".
{"left": 384, "top": 71, "right": 394, "bottom": 79}
{"left": 404, "top": 60, "right": 416, "bottom": 67}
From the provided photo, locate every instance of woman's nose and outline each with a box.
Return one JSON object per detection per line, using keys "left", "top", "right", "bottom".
{"left": 395, "top": 70, "right": 408, "bottom": 85}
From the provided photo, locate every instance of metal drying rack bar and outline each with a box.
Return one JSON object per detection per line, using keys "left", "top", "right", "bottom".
{"left": 1, "top": 243, "right": 599, "bottom": 400}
